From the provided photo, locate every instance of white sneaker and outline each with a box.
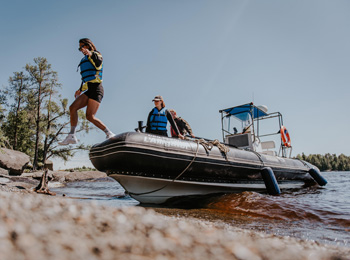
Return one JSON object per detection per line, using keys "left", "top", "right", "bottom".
{"left": 58, "top": 134, "right": 78, "bottom": 145}
{"left": 106, "top": 132, "right": 115, "bottom": 139}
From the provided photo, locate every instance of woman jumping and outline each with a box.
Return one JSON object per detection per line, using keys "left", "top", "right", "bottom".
{"left": 59, "top": 38, "right": 114, "bottom": 145}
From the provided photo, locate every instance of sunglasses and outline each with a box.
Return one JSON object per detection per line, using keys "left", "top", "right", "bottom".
{"left": 78, "top": 45, "right": 87, "bottom": 51}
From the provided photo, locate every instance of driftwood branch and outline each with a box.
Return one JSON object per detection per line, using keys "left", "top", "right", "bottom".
{"left": 34, "top": 169, "right": 56, "bottom": 196}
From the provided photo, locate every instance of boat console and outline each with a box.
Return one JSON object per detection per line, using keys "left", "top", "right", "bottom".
{"left": 225, "top": 133, "right": 252, "bottom": 149}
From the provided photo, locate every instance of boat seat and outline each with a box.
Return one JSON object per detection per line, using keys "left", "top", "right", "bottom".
{"left": 261, "top": 141, "right": 275, "bottom": 150}
{"left": 261, "top": 141, "right": 276, "bottom": 156}
{"left": 261, "top": 150, "right": 276, "bottom": 156}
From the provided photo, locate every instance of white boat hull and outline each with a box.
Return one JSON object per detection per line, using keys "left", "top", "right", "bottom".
{"left": 110, "top": 174, "right": 304, "bottom": 204}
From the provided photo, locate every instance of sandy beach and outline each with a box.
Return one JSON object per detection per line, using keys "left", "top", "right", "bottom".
{"left": 0, "top": 172, "right": 349, "bottom": 260}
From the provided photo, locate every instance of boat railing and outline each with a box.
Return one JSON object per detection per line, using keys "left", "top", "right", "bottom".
{"left": 279, "top": 145, "right": 293, "bottom": 158}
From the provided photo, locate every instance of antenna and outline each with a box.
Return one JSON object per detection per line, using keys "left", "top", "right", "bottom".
{"left": 252, "top": 92, "right": 254, "bottom": 103}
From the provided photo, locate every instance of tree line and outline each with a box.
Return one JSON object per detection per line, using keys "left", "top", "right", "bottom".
{"left": 296, "top": 153, "right": 350, "bottom": 171}
{"left": 0, "top": 57, "right": 92, "bottom": 170}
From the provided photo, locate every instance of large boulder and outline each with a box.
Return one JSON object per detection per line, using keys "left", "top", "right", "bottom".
{"left": 51, "top": 170, "right": 107, "bottom": 182}
{"left": 0, "top": 148, "right": 30, "bottom": 175}
{"left": 0, "top": 167, "right": 9, "bottom": 176}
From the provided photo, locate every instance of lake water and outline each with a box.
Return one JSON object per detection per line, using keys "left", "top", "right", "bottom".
{"left": 51, "top": 171, "right": 350, "bottom": 248}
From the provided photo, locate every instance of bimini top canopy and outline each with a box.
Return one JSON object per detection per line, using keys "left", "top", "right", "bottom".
{"left": 219, "top": 102, "right": 268, "bottom": 121}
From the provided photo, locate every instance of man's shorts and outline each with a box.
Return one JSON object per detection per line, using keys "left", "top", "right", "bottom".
{"left": 83, "top": 82, "right": 104, "bottom": 103}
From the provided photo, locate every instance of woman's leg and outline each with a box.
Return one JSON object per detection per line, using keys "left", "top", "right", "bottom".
{"left": 70, "top": 94, "right": 89, "bottom": 129}
{"left": 85, "top": 98, "right": 107, "bottom": 131}
{"left": 58, "top": 94, "right": 89, "bottom": 145}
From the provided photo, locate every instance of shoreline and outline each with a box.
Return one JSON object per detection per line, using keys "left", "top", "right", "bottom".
{"left": 1, "top": 172, "right": 350, "bottom": 259}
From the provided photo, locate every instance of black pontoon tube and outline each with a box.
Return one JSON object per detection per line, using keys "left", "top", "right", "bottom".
{"left": 308, "top": 168, "right": 327, "bottom": 186}
{"left": 261, "top": 167, "right": 281, "bottom": 195}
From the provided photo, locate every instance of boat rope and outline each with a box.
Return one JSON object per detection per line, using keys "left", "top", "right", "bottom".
{"left": 210, "top": 139, "right": 230, "bottom": 157}
{"left": 296, "top": 158, "right": 310, "bottom": 169}
{"left": 194, "top": 138, "right": 230, "bottom": 160}
{"left": 249, "top": 149, "right": 265, "bottom": 168}
{"left": 128, "top": 139, "right": 201, "bottom": 196}
{"left": 128, "top": 138, "right": 230, "bottom": 196}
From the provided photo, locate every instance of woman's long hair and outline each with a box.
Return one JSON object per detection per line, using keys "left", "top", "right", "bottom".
{"left": 79, "top": 38, "right": 99, "bottom": 53}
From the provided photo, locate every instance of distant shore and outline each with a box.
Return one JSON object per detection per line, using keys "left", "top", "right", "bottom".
{"left": 0, "top": 171, "right": 349, "bottom": 260}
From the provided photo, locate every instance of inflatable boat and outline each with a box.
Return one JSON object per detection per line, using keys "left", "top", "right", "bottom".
{"left": 89, "top": 103, "right": 327, "bottom": 204}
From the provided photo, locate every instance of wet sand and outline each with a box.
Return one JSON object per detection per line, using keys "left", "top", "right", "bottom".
{"left": 0, "top": 181, "right": 350, "bottom": 260}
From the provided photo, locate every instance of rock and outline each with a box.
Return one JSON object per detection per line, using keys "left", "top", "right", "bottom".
{"left": 51, "top": 171, "right": 107, "bottom": 182}
{"left": 65, "top": 171, "right": 107, "bottom": 182}
{"left": 0, "top": 167, "right": 9, "bottom": 175}
{"left": 0, "top": 148, "right": 30, "bottom": 175}
{"left": 44, "top": 160, "right": 53, "bottom": 171}
{"left": 22, "top": 170, "right": 107, "bottom": 183}
{"left": 21, "top": 171, "right": 53, "bottom": 180}
{"left": 0, "top": 177, "right": 10, "bottom": 184}
{"left": 7, "top": 182, "right": 37, "bottom": 190}
{"left": 6, "top": 176, "right": 39, "bottom": 185}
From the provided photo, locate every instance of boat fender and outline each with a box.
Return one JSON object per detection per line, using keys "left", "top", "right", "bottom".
{"left": 261, "top": 167, "right": 281, "bottom": 195}
{"left": 308, "top": 168, "right": 327, "bottom": 186}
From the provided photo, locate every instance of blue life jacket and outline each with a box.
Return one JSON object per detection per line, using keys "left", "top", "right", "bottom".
{"left": 79, "top": 53, "right": 103, "bottom": 83}
{"left": 149, "top": 107, "right": 167, "bottom": 131}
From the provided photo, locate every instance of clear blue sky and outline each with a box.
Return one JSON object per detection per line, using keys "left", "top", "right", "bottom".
{"left": 1, "top": 0, "right": 350, "bottom": 169}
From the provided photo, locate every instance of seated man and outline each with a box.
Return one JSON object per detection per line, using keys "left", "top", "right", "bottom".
{"left": 168, "top": 109, "right": 195, "bottom": 138}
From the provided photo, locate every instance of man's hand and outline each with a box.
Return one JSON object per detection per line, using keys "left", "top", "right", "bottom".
{"left": 178, "top": 134, "right": 184, "bottom": 140}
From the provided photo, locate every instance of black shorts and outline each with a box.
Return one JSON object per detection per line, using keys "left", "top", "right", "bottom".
{"left": 83, "top": 82, "right": 104, "bottom": 103}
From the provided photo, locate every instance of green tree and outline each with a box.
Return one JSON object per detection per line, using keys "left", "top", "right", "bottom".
{"left": 25, "top": 57, "right": 92, "bottom": 168}
{"left": 295, "top": 153, "right": 350, "bottom": 171}
{"left": 3, "top": 109, "right": 35, "bottom": 156}
{"left": 0, "top": 101, "right": 10, "bottom": 148}
{"left": 26, "top": 57, "right": 60, "bottom": 170}
{"left": 337, "top": 154, "right": 349, "bottom": 171}
{"left": 1, "top": 71, "right": 34, "bottom": 152}
{"left": 7, "top": 72, "right": 30, "bottom": 149}
{"left": 331, "top": 153, "right": 338, "bottom": 170}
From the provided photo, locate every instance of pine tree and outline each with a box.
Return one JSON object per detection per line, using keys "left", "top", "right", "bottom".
{"left": 25, "top": 57, "right": 55, "bottom": 169}
{"left": 24, "top": 57, "right": 92, "bottom": 169}
{"left": 2, "top": 72, "right": 32, "bottom": 150}
{"left": 0, "top": 103, "right": 10, "bottom": 148}
{"left": 1, "top": 72, "right": 34, "bottom": 152}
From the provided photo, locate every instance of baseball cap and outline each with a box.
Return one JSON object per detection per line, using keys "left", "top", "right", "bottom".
{"left": 152, "top": 95, "right": 163, "bottom": 101}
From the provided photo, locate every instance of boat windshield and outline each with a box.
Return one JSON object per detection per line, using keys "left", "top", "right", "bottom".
{"left": 222, "top": 111, "right": 253, "bottom": 136}
{"left": 220, "top": 103, "right": 264, "bottom": 138}
{"left": 219, "top": 102, "right": 292, "bottom": 157}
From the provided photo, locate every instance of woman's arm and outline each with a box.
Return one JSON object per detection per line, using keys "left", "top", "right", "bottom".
{"left": 90, "top": 51, "right": 103, "bottom": 68}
